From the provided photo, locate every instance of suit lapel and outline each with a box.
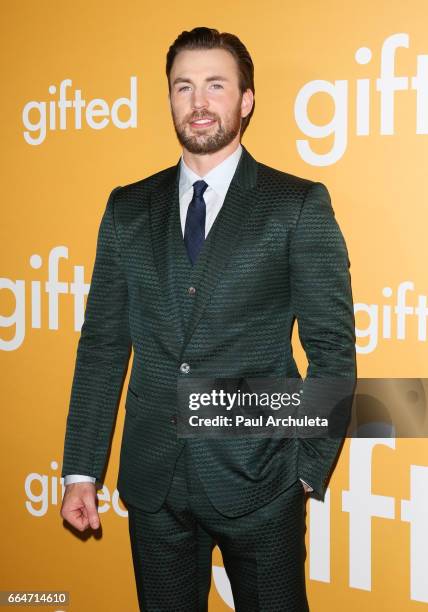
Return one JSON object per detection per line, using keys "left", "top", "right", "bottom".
{"left": 149, "top": 161, "right": 183, "bottom": 358}
{"left": 149, "top": 145, "right": 259, "bottom": 360}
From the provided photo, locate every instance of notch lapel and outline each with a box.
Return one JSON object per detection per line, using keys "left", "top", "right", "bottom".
{"left": 149, "top": 161, "right": 183, "bottom": 359}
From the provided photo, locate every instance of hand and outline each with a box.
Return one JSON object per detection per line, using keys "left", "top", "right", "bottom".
{"left": 60, "top": 482, "right": 100, "bottom": 532}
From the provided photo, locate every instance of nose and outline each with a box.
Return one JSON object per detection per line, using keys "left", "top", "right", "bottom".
{"left": 191, "top": 87, "right": 208, "bottom": 110}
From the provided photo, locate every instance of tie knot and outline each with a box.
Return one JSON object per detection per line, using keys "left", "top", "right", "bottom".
{"left": 192, "top": 180, "right": 208, "bottom": 199}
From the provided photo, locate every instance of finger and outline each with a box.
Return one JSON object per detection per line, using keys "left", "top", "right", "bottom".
{"left": 74, "top": 506, "right": 91, "bottom": 530}
{"left": 83, "top": 495, "right": 100, "bottom": 530}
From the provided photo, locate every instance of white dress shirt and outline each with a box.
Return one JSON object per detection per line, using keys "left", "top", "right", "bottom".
{"left": 179, "top": 142, "right": 243, "bottom": 238}
{"left": 64, "top": 142, "right": 313, "bottom": 493}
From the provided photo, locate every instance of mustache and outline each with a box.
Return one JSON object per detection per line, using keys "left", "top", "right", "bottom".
{"left": 187, "top": 113, "right": 218, "bottom": 122}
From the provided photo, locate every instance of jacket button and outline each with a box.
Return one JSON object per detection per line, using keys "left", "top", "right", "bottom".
{"left": 188, "top": 286, "right": 196, "bottom": 296}
{"left": 170, "top": 414, "right": 177, "bottom": 425}
{"left": 180, "top": 362, "right": 190, "bottom": 374}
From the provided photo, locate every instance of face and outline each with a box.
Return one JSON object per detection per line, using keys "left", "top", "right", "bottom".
{"left": 168, "top": 48, "right": 253, "bottom": 155}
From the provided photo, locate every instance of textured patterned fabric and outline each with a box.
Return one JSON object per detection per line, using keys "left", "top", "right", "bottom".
{"left": 127, "top": 445, "right": 212, "bottom": 611}
{"left": 128, "top": 443, "right": 309, "bottom": 612}
{"left": 61, "top": 144, "right": 357, "bottom": 517}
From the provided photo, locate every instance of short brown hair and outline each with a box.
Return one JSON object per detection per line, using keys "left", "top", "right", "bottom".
{"left": 166, "top": 27, "right": 255, "bottom": 136}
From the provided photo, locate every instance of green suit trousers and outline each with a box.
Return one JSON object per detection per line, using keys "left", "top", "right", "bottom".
{"left": 127, "top": 441, "right": 309, "bottom": 612}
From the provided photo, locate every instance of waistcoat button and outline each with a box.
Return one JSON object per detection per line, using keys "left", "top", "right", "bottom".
{"left": 188, "top": 286, "right": 196, "bottom": 296}
{"left": 180, "top": 362, "right": 190, "bottom": 374}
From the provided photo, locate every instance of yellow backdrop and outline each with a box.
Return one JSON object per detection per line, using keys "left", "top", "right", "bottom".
{"left": 1, "top": 1, "right": 428, "bottom": 610}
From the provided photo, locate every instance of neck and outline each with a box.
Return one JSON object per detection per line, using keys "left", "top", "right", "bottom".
{"left": 182, "top": 136, "right": 241, "bottom": 177}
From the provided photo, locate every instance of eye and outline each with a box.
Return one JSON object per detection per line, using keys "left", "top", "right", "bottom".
{"left": 178, "top": 85, "right": 191, "bottom": 92}
{"left": 211, "top": 83, "right": 223, "bottom": 89}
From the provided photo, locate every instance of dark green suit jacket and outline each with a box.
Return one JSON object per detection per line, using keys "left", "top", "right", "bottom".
{"left": 61, "top": 145, "right": 356, "bottom": 517}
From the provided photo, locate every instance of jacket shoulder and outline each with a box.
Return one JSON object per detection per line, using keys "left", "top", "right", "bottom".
{"left": 108, "top": 164, "right": 177, "bottom": 228}
{"left": 255, "top": 161, "right": 327, "bottom": 217}
{"left": 256, "top": 160, "right": 317, "bottom": 194}
{"left": 114, "top": 164, "right": 177, "bottom": 200}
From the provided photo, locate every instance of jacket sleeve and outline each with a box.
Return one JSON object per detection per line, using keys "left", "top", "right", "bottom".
{"left": 60, "top": 186, "right": 132, "bottom": 486}
{"left": 290, "top": 181, "right": 357, "bottom": 499}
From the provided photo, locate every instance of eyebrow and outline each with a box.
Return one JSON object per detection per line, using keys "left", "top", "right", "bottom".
{"left": 172, "top": 75, "right": 229, "bottom": 87}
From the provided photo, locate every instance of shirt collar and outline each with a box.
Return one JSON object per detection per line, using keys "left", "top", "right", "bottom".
{"left": 179, "top": 143, "right": 243, "bottom": 198}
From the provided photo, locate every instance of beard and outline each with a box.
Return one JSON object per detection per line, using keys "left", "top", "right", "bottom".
{"left": 171, "top": 98, "right": 242, "bottom": 154}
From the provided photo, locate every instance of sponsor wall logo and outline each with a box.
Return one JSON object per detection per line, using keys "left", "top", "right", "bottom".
{"left": 22, "top": 77, "right": 137, "bottom": 145}
{"left": 294, "top": 33, "right": 428, "bottom": 165}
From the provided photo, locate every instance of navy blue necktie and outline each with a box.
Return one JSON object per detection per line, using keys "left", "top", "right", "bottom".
{"left": 184, "top": 180, "right": 208, "bottom": 265}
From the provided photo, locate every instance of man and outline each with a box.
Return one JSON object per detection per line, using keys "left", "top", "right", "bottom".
{"left": 61, "top": 27, "right": 356, "bottom": 611}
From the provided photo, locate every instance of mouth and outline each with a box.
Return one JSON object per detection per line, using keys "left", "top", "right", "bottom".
{"left": 189, "top": 118, "right": 217, "bottom": 129}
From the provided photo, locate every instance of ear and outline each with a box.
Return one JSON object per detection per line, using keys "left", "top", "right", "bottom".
{"left": 241, "top": 89, "right": 254, "bottom": 119}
